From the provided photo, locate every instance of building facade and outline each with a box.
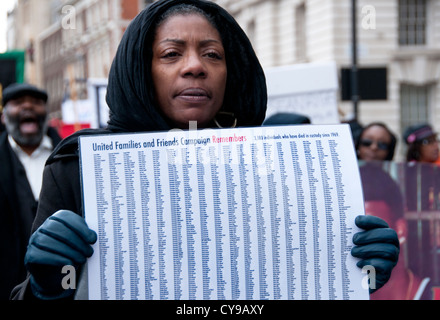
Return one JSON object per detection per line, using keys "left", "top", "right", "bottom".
{"left": 6, "top": 0, "right": 54, "bottom": 86}
{"left": 8, "top": 0, "right": 147, "bottom": 115}
{"left": 6, "top": 0, "right": 440, "bottom": 159}
{"left": 214, "top": 0, "right": 440, "bottom": 159}
{"left": 41, "top": 0, "right": 147, "bottom": 116}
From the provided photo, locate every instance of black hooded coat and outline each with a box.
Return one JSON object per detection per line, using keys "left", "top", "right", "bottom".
{"left": 11, "top": 0, "right": 266, "bottom": 299}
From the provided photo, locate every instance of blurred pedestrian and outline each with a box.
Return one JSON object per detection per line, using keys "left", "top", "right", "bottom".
{"left": 0, "top": 83, "right": 61, "bottom": 299}
{"left": 403, "top": 123, "right": 439, "bottom": 163}
{"left": 356, "top": 122, "right": 397, "bottom": 162}
{"left": 263, "top": 112, "right": 311, "bottom": 126}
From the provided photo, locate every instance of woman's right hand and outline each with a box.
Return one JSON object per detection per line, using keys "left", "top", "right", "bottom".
{"left": 24, "top": 210, "right": 97, "bottom": 300}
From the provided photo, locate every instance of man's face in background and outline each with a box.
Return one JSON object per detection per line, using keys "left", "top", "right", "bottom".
{"left": 2, "top": 94, "right": 48, "bottom": 147}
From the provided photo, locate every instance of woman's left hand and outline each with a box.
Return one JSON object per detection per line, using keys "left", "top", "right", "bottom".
{"left": 351, "top": 215, "right": 400, "bottom": 293}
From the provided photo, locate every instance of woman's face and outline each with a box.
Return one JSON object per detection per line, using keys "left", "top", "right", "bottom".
{"left": 358, "top": 125, "right": 392, "bottom": 161}
{"left": 151, "top": 13, "right": 227, "bottom": 129}
{"left": 419, "top": 134, "right": 439, "bottom": 163}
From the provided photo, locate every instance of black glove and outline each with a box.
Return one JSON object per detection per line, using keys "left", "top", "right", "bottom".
{"left": 24, "top": 210, "right": 97, "bottom": 300}
{"left": 351, "top": 215, "right": 399, "bottom": 294}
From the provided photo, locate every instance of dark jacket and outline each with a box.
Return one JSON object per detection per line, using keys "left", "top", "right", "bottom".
{"left": 1, "top": 128, "right": 61, "bottom": 299}
{"left": 11, "top": 0, "right": 267, "bottom": 300}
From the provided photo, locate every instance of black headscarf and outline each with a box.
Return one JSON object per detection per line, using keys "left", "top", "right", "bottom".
{"left": 48, "top": 0, "right": 267, "bottom": 162}
{"left": 106, "top": 0, "right": 267, "bottom": 132}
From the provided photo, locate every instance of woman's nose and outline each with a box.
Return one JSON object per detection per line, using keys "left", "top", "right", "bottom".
{"left": 182, "top": 53, "right": 207, "bottom": 78}
{"left": 370, "top": 143, "right": 378, "bottom": 150}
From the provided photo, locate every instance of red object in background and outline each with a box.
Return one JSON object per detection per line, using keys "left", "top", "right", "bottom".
{"left": 48, "top": 118, "right": 90, "bottom": 139}
{"left": 59, "top": 123, "right": 91, "bottom": 138}
{"left": 433, "top": 287, "right": 440, "bottom": 300}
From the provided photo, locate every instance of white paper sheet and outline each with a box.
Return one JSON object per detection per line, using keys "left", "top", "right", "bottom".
{"left": 79, "top": 124, "right": 369, "bottom": 300}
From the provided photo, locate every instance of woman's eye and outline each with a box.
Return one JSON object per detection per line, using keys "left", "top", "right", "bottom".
{"left": 162, "top": 51, "right": 180, "bottom": 58}
{"left": 206, "top": 52, "right": 222, "bottom": 60}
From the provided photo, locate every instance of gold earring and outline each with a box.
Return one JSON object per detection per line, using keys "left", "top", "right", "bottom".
{"left": 214, "top": 111, "right": 237, "bottom": 128}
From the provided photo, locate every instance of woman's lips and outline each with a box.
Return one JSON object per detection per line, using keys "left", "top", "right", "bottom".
{"left": 176, "top": 88, "right": 210, "bottom": 102}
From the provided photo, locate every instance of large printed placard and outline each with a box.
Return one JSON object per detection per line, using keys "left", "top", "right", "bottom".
{"left": 79, "top": 124, "right": 368, "bottom": 300}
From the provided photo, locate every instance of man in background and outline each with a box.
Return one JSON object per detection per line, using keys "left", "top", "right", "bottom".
{"left": 0, "top": 83, "right": 61, "bottom": 299}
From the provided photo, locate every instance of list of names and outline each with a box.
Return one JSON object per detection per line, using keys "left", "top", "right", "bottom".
{"left": 80, "top": 124, "right": 368, "bottom": 300}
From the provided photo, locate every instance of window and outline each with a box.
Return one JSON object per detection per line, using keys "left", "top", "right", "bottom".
{"left": 399, "top": 0, "right": 427, "bottom": 46}
{"left": 400, "top": 84, "right": 431, "bottom": 132}
{"left": 340, "top": 67, "right": 388, "bottom": 101}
